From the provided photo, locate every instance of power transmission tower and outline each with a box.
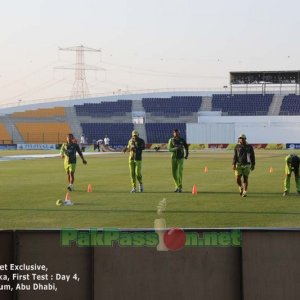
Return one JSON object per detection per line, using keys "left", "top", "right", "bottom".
{"left": 57, "top": 45, "right": 103, "bottom": 99}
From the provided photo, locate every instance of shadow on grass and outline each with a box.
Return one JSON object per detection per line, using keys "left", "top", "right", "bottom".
{"left": 73, "top": 190, "right": 286, "bottom": 196}
{"left": 0, "top": 207, "right": 299, "bottom": 216}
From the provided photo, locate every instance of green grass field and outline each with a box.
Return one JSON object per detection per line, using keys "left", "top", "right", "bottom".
{"left": 1, "top": 150, "right": 300, "bottom": 229}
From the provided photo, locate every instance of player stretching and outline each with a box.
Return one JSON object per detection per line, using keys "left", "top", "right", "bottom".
{"left": 60, "top": 133, "right": 87, "bottom": 191}
{"left": 283, "top": 154, "right": 300, "bottom": 196}
{"left": 232, "top": 134, "right": 255, "bottom": 197}
{"left": 167, "top": 129, "right": 189, "bottom": 192}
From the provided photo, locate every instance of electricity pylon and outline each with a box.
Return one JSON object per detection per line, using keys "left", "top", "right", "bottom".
{"left": 57, "top": 45, "right": 103, "bottom": 99}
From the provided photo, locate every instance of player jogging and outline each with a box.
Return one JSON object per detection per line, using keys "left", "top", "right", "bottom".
{"left": 167, "top": 129, "right": 189, "bottom": 192}
{"left": 123, "top": 130, "right": 145, "bottom": 193}
{"left": 60, "top": 133, "right": 87, "bottom": 191}
{"left": 232, "top": 134, "right": 255, "bottom": 197}
{"left": 283, "top": 154, "right": 300, "bottom": 196}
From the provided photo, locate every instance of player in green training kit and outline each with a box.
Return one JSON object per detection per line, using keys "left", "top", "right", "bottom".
{"left": 60, "top": 133, "right": 87, "bottom": 191}
{"left": 123, "top": 130, "right": 145, "bottom": 193}
{"left": 232, "top": 134, "right": 255, "bottom": 197}
{"left": 168, "top": 129, "right": 189, "bottom": 192}
{"left": 283, "top": 154, "right": 300, "bottom": 196}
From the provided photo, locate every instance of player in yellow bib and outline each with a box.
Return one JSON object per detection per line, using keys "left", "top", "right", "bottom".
{"left": 60, "top": 133, "right": 87, "bottom": 191}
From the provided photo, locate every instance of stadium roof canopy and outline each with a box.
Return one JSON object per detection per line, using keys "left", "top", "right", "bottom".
{"left": 230, "top": 70, "right": 300, "bottom": 85}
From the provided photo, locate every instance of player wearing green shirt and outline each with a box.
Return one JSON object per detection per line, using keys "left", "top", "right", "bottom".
{"left": 167, "top": 129, "right": 189, "bottom": 192}
{"left": 123, "top": 130, "right": 145, "bottom": 193}
{"left": 283, "top": 154, "right": 300, "bottom": 196}
{"left": 232, "top": 134, "right": 255, "bottom": 197}
{"left": 60, "top": 133, "right": 87, "bottom": 191}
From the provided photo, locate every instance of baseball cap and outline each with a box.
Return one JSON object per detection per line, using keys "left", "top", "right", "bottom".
{"left": 132, "top": 130, "right": 139, "bottom": 136}
{"left": 239, "top": 134, "right": 247, "bottom": 139}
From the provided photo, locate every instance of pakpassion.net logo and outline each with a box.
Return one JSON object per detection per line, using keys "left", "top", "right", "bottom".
{"left": 61, "top": 228, "right": 241, "bottom": 251}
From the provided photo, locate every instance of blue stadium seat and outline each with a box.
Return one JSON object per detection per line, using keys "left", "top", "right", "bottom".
{"left": 81, "top": 123, "right": 134, "bottom": 146}
{"left": 142, "top": 96, "right": 202, "bottom": 116}
{"left": 211, "top": 94, "right": 273, "bottom": 115}
{"left": 279, "top": 94, "right": 300, "bottom": 115}
{"left": 75, "top": 100, "right": 132, "bottom": 117}
{"left": 145, "top": 123, "right": 186, "bottom": 143}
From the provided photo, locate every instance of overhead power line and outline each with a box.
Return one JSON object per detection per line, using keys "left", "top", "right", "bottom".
{"left": 56, "top": 45, "right": 104, "bottom": 99}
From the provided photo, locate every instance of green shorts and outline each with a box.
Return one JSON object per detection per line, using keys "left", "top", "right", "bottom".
{"left": 235, "top": 164, "right": 251, "bottom": 177}
{"left": 64, "top": 162, "right": 76, "bottom": 173}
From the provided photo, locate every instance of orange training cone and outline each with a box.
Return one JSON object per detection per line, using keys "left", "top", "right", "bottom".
{"left": 204, "top": 166, "right": 208, "bottom": 173}
{"left": 87, "top": 183, "right": 93, "bottom": 193}
{"left": 192, "top": 184, "right": 197, "bottom": 195}
{"left": 269, "top": 167, "right": 274, "bottom": 173}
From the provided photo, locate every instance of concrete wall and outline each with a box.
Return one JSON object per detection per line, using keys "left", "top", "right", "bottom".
{"left": 16, "top": 231, "right": 92, "bottom": 300}
{"left": 187, "top": 123, "right": 235, "bottom": 143}
{"left": 94, "top": 246, "right": 241, "bottom": 300}
{"left": 189, "top": 116, "right": 300, "bottom": 143}
{"left": 0, "top": 232, "right": 13, "bottom": 300}
{"left": 242, "top": 230, "right": 300, "bottom": 300}
{"left": 0, "top": 230, "right": 300, "bottom": 300}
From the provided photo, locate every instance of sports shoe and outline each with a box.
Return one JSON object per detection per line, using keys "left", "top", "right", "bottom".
{"left": 63, "top": 200, "right": 74, "bottom": 206}
{"left": 239, "top": 186, "right": 243, "bottom": 196}
{"left": 283, "top": 191, "right": 288, "bottom": 197}
{"left": 174, "top": 188, "right": 179, "bottom": 192}
{"left": 242, "top": 191, "right": 247, "bottom": 197}
{"left": 131, "top": 188, "right": 136, "bottom": 193}
{"left": 178, "top": 188, "right": 182, "bottom": 193}
{"left": 139, "top": 184, "right": 144, "bottom": 192}
{"left": 67, "top": 184, "right": 74, "bottom": 191}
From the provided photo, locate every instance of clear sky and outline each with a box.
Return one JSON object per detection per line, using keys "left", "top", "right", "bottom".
{"left": 0, "top": 0, "right": 299, "bottom": 105}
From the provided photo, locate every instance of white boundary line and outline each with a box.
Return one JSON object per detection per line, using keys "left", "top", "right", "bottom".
{"left": 0, "top": 151, "right": 120, "bottom": 162}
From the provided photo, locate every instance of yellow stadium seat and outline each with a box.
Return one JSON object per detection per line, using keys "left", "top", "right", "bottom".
{"left": 12, "top": 107, "right": 66, "bottom": 118}
{"left": 0, "top": 123, "right": 12, "bottom": 144}
{"left": 16, "top": 123, "right": 71, "bottom": 143}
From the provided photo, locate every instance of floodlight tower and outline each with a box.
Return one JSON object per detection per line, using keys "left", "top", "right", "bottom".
{"left": 57, "top": 45, "right": 102, "bottom": 99}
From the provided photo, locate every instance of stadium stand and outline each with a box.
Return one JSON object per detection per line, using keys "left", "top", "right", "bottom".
{"left": 75, "top": 100, "right": 132, "bottom": 117}
{"left": 279, "top": 94, "right": 300, "bottom": 115}
{"left": 0, "top": 123, "right": 12, "bottom": 144}
{"left": 11, "top": 107, "right": 66, "bottom": 118}
{"left": 146, "top": 123, "right": 186, "bottom": 143}
{"left": 81, "top": 123, "right": 134, "bottom": 146}
{"left": 142, "top": 96, "right": 202, "bottom": 116}
{"left": 15, "top": 122, "right": 71, "bottom": 143}
{"left": 5, "top": 92, "right": 296, "bottom": 145}
{"left": 212, "top": 94, "right": 273, "bottom": 115}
